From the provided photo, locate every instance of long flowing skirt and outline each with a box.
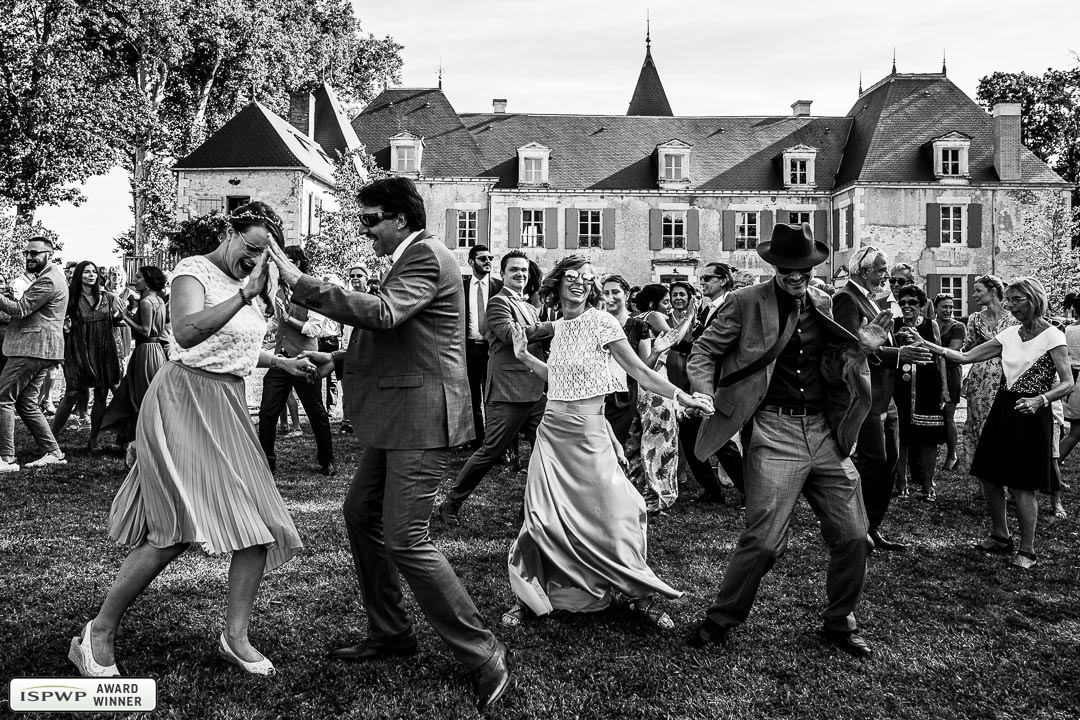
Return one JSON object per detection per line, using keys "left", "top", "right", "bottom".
{"left": 108, "top": 362, "right": 302, "bottom": 573}
{"left": 507, "top": 405, "right": 682, "bottom": 615}
{"left": 100, "top": 341, "right": 167, "bottom": 443}
{"left": 960, "top": 358, "right": 1004, "bottom": 471}
{"left": 626, "top": 388, "right": 680, "bottom": 510}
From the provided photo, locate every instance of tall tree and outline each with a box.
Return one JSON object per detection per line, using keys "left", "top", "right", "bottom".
{"left": 0, "top": 0, "right": 132, "bottom": 224}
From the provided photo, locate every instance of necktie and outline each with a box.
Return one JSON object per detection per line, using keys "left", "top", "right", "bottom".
{"left": 476, "top": 281, "right": 487, "bottom": 336}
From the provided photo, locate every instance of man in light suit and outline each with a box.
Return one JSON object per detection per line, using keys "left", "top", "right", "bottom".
{"left": 438, "top": 250, "right": 553, "bottom": 526}
{"left": 0, "top": 236, "right": 69, "bottom": 471}
{"left": 268, "top": 177, "right": 509, "bottom": 711}
{"left": 463, "top": 245, "right": 502, "bottom": 447}
{"left": 686, "top": 223, "right": 889, "bottom": 658}
{"left": 833, "top": 247, "right": 931, "bottom": 553}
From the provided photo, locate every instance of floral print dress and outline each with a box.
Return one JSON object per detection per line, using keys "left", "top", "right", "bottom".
{"left": 959, "top": 310, "right": 1017, "bottom": 470}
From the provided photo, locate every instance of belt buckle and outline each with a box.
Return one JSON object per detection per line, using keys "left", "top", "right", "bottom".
{"left": 789, "top": 406, "right": 807, "bottom": 417}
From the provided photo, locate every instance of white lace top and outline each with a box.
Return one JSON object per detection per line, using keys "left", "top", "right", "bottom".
{"left": 547, "top": 307, "right": 627, "bottom": 401}
{"left": 169, "top": 256, "right": 267, "bottom": 376}
{"left": 996, "top": 324, "right": 1066, "bottom": 391}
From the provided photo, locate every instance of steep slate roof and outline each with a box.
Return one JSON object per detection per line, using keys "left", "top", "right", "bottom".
{"left": 458, "top": 112, "right": 851, "bottom": 190}
{"left": 836, "top": 73, "right": 1065, "bottom": 185}
{"left": 627, "top": 41, "right": 673, "bottom": 116}
{"left": 351, "top": 88, "right": 487, "bottom": 176}
{"left": 312, "top": 83, "right": 363, "bottom": 160}
{"left": 174, "top": 102, "right": 336, "bottom": 184}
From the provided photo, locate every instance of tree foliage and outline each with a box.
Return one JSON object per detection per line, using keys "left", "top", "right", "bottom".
{"left": 167, "top": 210, "right": 229, "bottom": 260}
{"left": 1009, "top": 190, "right": 1080, "bottom": 308}
{"left": 0, "top": 199, "right": 61, "bottom": 281}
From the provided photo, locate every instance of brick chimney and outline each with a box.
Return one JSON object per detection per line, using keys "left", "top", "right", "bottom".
{"left": 493, "top": 98, "right": 507, "bottom": 114}
{"left": 993, "top": 103, "right": 1021, "bottom": 181}
{"left": 288, "top": 91, "right": 315, "bottom": 138}
{"left": 791, "top": 100, "right": 812, "bottom": 117}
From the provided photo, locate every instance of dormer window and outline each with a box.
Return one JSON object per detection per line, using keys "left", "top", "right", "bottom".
{"left": 656, "top": 139, "right": 692, "bottom": 189}
{"left": 931, "top": 132, "right": 971, "bottom": 180}
{"left": 517, "top": 143, "right": 551, "bottom": 186}
{"left": 390, "top": 132, "right": 423, "bottom": 176}
{"left": 782, "top": 145, "right": 817, "bottom": 188}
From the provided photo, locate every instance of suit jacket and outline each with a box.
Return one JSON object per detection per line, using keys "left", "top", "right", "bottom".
{"left": 484, "top": 288, "right": 552, "bottom": 403}
{"left": 0, "top": 263, "right": 68, "bottom": 361}
{"left": 832, "top": 282, "right": 899, "bottom": 414}
{"left": 687, "top": 281, "right": 872, "bottom": 461}
{"left": 291, "top": 232, "right": 473, "bottom": 449}
{"left": 463, "top": 275, "right": 502, "bottom": 342}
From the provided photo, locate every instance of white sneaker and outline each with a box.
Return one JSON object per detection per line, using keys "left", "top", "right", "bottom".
{"left": 0, "top": 460, "right": 20, "bottom": 472}
{"left": 25, "top": 453, "right": 66, "bottom": 468}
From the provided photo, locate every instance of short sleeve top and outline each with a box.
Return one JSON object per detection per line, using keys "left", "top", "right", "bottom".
{"left": 1064, "top": 324, "right": 1080, "bottom": 370}
{"left": 996, "top": 325, "right": 1066, "bottom": 394}
{"left": 168, "top": 256, "right": 267, "bottom": 376}
{"left": 547, "top": 307, "right": 627, "bottom": 401}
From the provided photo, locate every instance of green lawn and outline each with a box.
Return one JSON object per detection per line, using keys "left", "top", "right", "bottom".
{"left": 1, "top": 422, "right": 1078, "bottom": 719}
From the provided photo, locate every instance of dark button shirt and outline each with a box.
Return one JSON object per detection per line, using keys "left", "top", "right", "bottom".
{"left": 762, "top": 287, "right": 825, "bottom": 411}
{"left": 275, "top": 300, "right": 316, "bottom": 357}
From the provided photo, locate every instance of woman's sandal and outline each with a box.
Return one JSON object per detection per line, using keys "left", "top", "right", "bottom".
{"left": 976, "top": 534, "right": 1014, "bottom": 555}
{"left": 499, "top": 602, "right": 528, "bottom": 628}
{"left": 629, "top": 597, "right": 674, "bottom": 630}
{"left": 1011, "top": 550, "right": 1037, "bottom": 570}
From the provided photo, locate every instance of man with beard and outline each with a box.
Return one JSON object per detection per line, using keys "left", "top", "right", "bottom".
{"left": 0, "top": 237, "right": 69, "bottom": 470}
{"left": 463, "top": 245, "right": 502, "bottom": 447}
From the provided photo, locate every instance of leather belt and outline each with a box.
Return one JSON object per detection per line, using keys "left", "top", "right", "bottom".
{"left": 760, "top": 404, "right": 822, "bottom": 417}
{"left": 467, "top": 339, "right": 488, "bottom": 345}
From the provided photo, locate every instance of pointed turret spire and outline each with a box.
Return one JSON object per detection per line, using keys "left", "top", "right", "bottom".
{"left": 858, "top": 70, "right": 863, "bottom": 95}
{"left": 627, "top": 19, "right": 673, "bottom": 116}
{"left": 891, "top": 48, "right": 897, "bottom": 74}
{"left": 437, "top": 60, "right": 444, "bottom": 90}
{"left": 941, "top": 48, "right": 947, "bottom": 75}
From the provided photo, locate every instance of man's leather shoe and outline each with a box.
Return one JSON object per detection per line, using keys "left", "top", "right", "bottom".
{"left": 320, "top": 463, "right": 336, "bottom": 477}
{"left": 869, "top": 531, "right": 907, "bottom": 552}
{"left": 821, "top": 629, "right": 872, "bottom": 658}
{"left": 328, "top": 636, "right": 417, "bottom": 662}
{"left": 687, "top": 619, "right": 730, "bottom": 649}
{"left": 437, "top": 501, "right": 461, "bottom": 526}
{"left": 471, "top": 641, "right": 510, "bottom": 711}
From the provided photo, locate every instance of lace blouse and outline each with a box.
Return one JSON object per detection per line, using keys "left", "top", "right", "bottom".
{"left": 169, "top": 256, "right": 267, "bottom": 376}
{"left": 996, "top": 325, "right": 1065, "bottom": 394}
{"left": 547, "top": 308, "right": 628, "bottom": 401}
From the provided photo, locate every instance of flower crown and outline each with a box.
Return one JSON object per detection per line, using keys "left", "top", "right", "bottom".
{"left": 230, "top": 210, "right": 282, "bottom": 230}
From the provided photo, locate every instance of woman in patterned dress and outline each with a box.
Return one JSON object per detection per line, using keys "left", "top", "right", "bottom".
{"left": 919, "top": 277, "right": 1072, "bottom": 569}
{"left": 68, "top": 202, "right": 318, "bottom": 678}
{"left": 959, "top": 275, "right": 1016, "bottom": 471}
{"left": 934, "top": 293, "right": 966, "bottom": 471}
{"left": 501, "top": 256, "right": 712, "bottom": 629}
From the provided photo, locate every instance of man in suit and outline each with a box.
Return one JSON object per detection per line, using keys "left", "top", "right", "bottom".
{"left": 0, "top": 236, "right": 69, "bottom": 471}
{"left": 833, "top": 247, "right": 932, "bottom": 553}
{"left": 437, "top": 250, "right": 553, "bottom": 525}
{"left": 268, "top": 177, "right": 509, "bottom": 711}
{"left": 685, "top": 222, "right": 888, "bottom": 658}
{"left": 463, "top": 244, "right": 502, "bottom": 447}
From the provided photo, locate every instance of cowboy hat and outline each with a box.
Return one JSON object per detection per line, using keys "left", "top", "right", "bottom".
{"left": 756, "top": 221, "right": 830, "bottom": 269}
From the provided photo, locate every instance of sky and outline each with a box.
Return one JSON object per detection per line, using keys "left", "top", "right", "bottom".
{"left": 37, "top": 0, "right": 1080, "bottom": 265}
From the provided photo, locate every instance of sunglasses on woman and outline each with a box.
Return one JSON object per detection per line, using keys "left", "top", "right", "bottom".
{"left": 888, "top": 277, "right": 909, "bottom": 287}
{"left": 897, "top": 299, "right": 921, "bottom": 307}
{"left": 563, "top": 270, "right": 597, "bottom": 286}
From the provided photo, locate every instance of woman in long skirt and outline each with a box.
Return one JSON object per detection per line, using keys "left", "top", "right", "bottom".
{"left": 68, "top": 202, "right": 317, "bottom": 678}
{"left": 501, "top": 256, "right": 713, "bottom": 629}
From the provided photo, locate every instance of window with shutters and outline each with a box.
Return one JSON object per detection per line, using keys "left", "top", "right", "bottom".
{"left": 930, "top": 133, "right": 971, "bottom": 180}
{"left": 457, "top": 211, "right": 478, "bottom": 248}
{"left": 736, "top": 211, "right": 759, "bottom": 250}
{"left": 390, "top": 132, "right": 424, "bottom": 175}
{"left": 662, "top": 210, "right": 687, "bottom": 249}
{"left": 578, "top": 210, "right": 602, "bottom": 248}
{"left": 940, "top": 205, "right": 965, "bottom": 244}
{"left": 838, "top": 209, "right": 849, "bottom": 249}
{"left": 517, "top": 143, "right": 551, "bottom": 186}
{"left": 782, "top": 145, "right": 817, "bottom": 188}
{"left": 940, "top": 276, "right": 965, "bottom": 317}
{"left": 196, "top": 197, "right": 223, "bottom": 215}
{"left": 788, "top": 211, "right": 812, "bottom": 226}
{"left": 521, "top": 209, "right": 545, "bottom": 248}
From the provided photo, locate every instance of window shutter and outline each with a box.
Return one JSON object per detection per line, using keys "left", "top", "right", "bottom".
{"left": 926, "top": 274, "right": 941, "bottom": 301}
{"left": 507, "top": 207, "right": 521, "bottom": 249}
{"left": 601, "top": 208, "right": 616, "bottom": 250}
{"left": 565, "top": 208, "right": 578, "bottom": 249}
{"left": 649, "top": 209, "right": 663, "bottom": 250}
{"left": 544, "top": 208, "right": 559, "bottom": 250}
{"left": 686, "top": 208, "right": 700, "bottom": 251}
{"left": 722, "top": 210, "right": 736, "bottom": 251}
{"left": 759, "top": 210, "right": 774, "bottom": 245}
{"left": 926, "top": 203, "right": 941, "bottom": 248}
{"left": 845, "top": 205, "right": 854, "bottom": 247}
{"left": 476, "top": 209, "right": 489, "bottom": 247}
{"left": 967, "top": 203, "right": 983, "bottom": 248}
{"left": 966, "top": 274, "right": 977, "bottom": 316}
{"left": 444, "top": 209, "right": 457, "bottom": 249}
{"left": 814, "top": 209, "right": 828, "bottom": 249}
{"left": 832, "top": 208, "right": 840, "bottom": 250}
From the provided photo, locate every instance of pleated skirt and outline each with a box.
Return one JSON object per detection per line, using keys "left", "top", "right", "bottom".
{"left": 507, "top": 405, "right": 682, "bottom": 615}
{"left": 108, "top": 362, "right": 303, "bottom": 573}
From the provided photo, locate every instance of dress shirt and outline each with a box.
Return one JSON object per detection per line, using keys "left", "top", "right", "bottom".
{"left": 466, "top": 274, "right": 491, "bottom": 341}
{"left": 703, "top": 292, "right": 727, "bottom": 328}
{"left": 390, "top": 229, "right": 424, "bottom": 266}
{"left": 761, "top": 286, "right": 825, "bottom": 411}
{"left": 848, "top": 280, "right": 882, "bottom": 313}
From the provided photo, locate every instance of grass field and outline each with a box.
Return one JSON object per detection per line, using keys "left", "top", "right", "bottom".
{"left": 1, "top": 421, "right": 1078, "bottom": 719}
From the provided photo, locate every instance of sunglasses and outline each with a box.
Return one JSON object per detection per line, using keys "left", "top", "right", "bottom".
{"left": 699, "top": 274, "right": 722, "bottom": 282}
{"left": 22, "top": 249, "right": 49, "bottom": 258}
{"left": 897, "top": 299, "right": 921, "bottom": 307}
{"left": 775, "top": 266, "right": 812, "bottom": 275}
{"left": 563, "top": 271, "right": 597, "bottom": 286}
{"left": 359, "top": 211, "right": 399, "bottom": 228}
{"left": 888, "top": 277, "right": 909, "bottom": 286}
{"left": 473, "top": 255, "right": 494, "bottom": 263}
{"left": 348, "top": 274, "right": 367, "bottom": 279}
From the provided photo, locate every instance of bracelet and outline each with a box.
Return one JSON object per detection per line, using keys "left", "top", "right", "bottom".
{"left": 238, "top": 289, "right": 252, "bottom": 305}
{"left": 1040, "top": 394, "right": 1049, "bottom": 407}
{"left": 671, "top": 388, "right": 680, "bottom": 405}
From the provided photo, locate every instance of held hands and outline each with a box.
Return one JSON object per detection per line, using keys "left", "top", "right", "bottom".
{"left": 277, "top": 355, "right": 319, "bottom": 382}
{"left": 266, "top": 242, "right": 302, "bottom": 287}
{"left": 899, "top": 343, "right": 934, "bottom": 364}
{"left": 686, "top": 391, "right": 715, "bottom": 417}
{"left": 296, "top": 350, "right": 336, "bottom": 379}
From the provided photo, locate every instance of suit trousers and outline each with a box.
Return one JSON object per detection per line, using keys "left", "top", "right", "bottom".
{"left": 0, "top": 356, "right": 60, "bottom": 458}
{"left": 257, "top": 366, "right": 334, "bottom": 469}
{"left": 884, "top": 399, "right": 900, "bottom": 490}
{"left": 343, "top": 446, "right": 497, "bottom": 670}
{"left": 854, "top": 408, "right": 898, "bottom": 533}
{"left": 679, "top": 413, "right": 742, "bottom": 497}
{"left": 705, "top": 411, "right": 868, "bottom": 633}
{"left": 465, "top": 341, "right": 489, "bottom": 442}
{"left": 447, "top": 397, "right": 545, "bottom": 507}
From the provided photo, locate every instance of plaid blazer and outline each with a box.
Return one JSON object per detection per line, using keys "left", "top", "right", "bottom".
{"left": 0, "top": 264, "right": 68, "bottom": 361}
{"left": 291, "top": 233, "right": 473, "bottom": 449}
